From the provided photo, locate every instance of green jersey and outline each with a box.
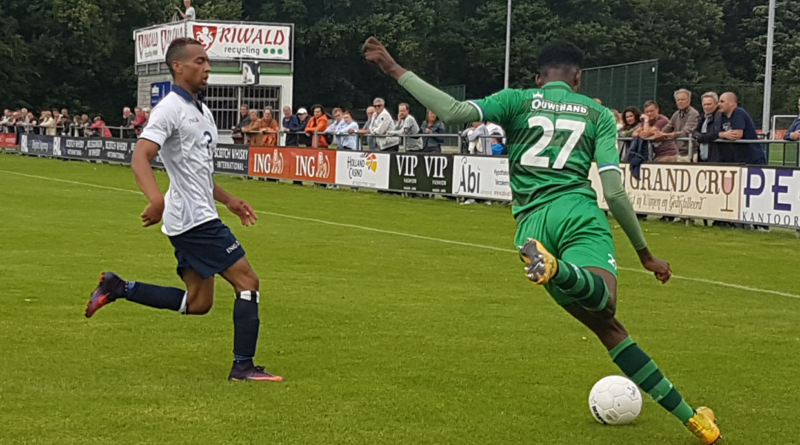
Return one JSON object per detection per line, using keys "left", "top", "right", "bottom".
{"left": 471, "top": 81, "right": 621, "bottom": 219}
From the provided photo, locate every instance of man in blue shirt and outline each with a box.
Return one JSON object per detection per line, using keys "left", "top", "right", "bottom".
{"left": 783, "top": 97, "right": 800, "bottom": 142}
{"left": 718, "top": 92, "right": 766, "bottom": 164}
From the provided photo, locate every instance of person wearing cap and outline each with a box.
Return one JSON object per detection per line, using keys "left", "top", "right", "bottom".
{"left": 293, "top": 107, "right": 311, "bottom": 146}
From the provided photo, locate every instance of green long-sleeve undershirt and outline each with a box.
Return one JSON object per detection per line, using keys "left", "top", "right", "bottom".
{"left": 397, "top": 71, "right": 648, "bottom": 252}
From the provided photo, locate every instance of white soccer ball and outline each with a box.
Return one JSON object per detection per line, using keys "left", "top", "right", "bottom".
{"left": 588, "top": 375, "right": 642, "bottom": 425}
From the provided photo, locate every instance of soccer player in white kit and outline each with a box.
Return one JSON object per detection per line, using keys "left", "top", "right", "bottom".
{"left": 86, "top": 38, "right": 282, "bottom": 382}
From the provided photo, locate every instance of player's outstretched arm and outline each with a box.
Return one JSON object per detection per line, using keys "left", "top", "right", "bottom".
{"left": 132, "top": 139, "right": 165, "bottom": 227}
{"left": 600, "top": 170, "right": 672, "bottom": 283}
{"left": 363, "top": 37, "right": 480, "bottom": 125}
{"left": 213, "top": 183, "right": 258, "bottom": 226}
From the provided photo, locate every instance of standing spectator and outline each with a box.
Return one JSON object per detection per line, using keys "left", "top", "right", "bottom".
{"left": 91, "top": 116, "right": 112, "bottom": 138}
{"left": 80, "top": 114, "right": 90, "bottom": 135}
{"left": 783, "top": 96, "right": 800, "bottom": 142}
{"left": 718, "top": 92, "right": 766, "bottom": 164}
{"left": 132, "top": 107, "right": 147, "bottom": 135}
{"left": 22, "top": 112, "right": 36, "bottom": 135}
{"left": 338, "top": 111, "right": 361, "bottom": 150}
{"left": 40, "top": 111, "right": 56, "bottom": 136}
{"left": 231, "top": 104, "right": 250, "bottom": 144}
{"left": 324, "top": 108, "right": 346, "bottom": 147}
{"left": 491, "top": 137, "right": 505, "bottom": 155}
{"left": 390, "top": 103, "right": 422, "bottom": 151}
{"left": 61, "top": 109, "right": 69, "bottom": 120}
{"left": 655, "top": 89, "right": 700, "bottom": 162}
{"left": 57, "top": 112, "right": 70, "bottom": 136}
{"left": 369, "top": 98, "right": 399, "bottom": 152}
{"left": 305, "top": 105, "right": 329, "bottom": 148}
{"left": 281, "top": 106, "right": 300, "bottom": 146}
{"left": 295, "top": 108, "right": 311, "bottom": 146}
{"left": 260, "top": 107, "right": 280, "bottom": 147}
{"left": 693, "top": 92, "right": 725, "bottom": 163}
{"left": 618, "top": 107, "right": 641, "bottom": 158}
{"left": 51, "top": 110, "right": 63, "bottom": 135}
{"left": 242, "top": 110, "right": 265, "bottom": 146}
{"left": 357, "top": 105, "right": 377, "bottom": 151}
{"left": 123, "top": 107, "right": 134, "bottom": 127}
{"left": 463, "top": 121, "right": 489, "bottom": 154}
{"left": 634, "top": 101, "right": 678, "bottom": 163}
{"left": 619, "top": 107, "right": 641, "bottom": 138}
{"left": 71, "top": 115, "right": 82, "bottom": 136}
{"left": 142, "top": 107, "right": 151, "bottom": 130}
{"left": 175, "top": 0, "right": 196, "bottom": 20}
{"left": 612, "top": 109, "right": 624, "bottom": 131}
{"left": 420, "top": 110, "right": 445, "bottom": 153}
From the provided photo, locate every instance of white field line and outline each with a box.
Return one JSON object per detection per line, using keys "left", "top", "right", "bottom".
{"left": 2, "top": 168, "right": 798, "bottom": 300}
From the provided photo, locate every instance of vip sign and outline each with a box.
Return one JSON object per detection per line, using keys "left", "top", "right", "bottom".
{"left": 335, "top": 152, "right": 390, "bottom": 189}
{"left": 192, "top": 23, "right": 291, "bottom": 61}
{"left": 389, "top": 153, "right": 453, "bottom": 193}
{"left": 452, "top": 156, "right": 512, "bottom": 201}
{"left": 740, "top": 167, "right": 800, "bottom": 228}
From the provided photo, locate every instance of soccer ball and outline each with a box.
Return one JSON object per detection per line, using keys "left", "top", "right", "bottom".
{"left": 588, "top": 375, "right": 642, "bottom": 425}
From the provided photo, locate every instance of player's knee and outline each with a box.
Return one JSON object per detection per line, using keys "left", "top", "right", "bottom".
{"left": 235, "top": 270, "right": 259, "bottom": 293}
{"left": 187, "top": 288, "right": 214, "bottom": 315}
{"left": 189, "top": 299, "right": 213, "bottom": 315}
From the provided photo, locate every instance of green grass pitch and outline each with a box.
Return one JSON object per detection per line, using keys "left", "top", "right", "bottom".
{"left": 1, "top": 154, "right": 798, "bottom": 444}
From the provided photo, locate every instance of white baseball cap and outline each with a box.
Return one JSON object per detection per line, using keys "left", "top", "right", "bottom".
{"left": 297, "top": 108, "right": 308, "bottom": 115}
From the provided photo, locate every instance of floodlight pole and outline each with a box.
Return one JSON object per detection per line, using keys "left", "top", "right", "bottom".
{"left": 504, "top": 0, "right": 512, "bottom": 89}
{"left": 762, "top": 0, "right": 776, "bottom": 135}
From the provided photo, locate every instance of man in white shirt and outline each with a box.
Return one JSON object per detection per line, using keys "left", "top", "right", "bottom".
{"left": 357, "top": 106, "right": 377, "bottom": 150}
{"left": 86, "top": 37, "right": 282, "bottom": 383}
{"left": 176, "top": 0, "right": 196, "bottom": 20}
{"left": 368, "top": 97, "right": 399, "bottom": 151}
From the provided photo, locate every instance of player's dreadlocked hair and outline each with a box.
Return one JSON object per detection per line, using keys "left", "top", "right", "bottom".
{"left": 537, "top": 41, "right": 584, "bottom": 76}
{"left": 166, "top": 37, "right": 204, "bottom": 76}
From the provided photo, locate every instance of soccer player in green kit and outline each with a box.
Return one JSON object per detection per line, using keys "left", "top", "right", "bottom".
{"left": 363, "top": 38, "right": 721, "bottom": 443}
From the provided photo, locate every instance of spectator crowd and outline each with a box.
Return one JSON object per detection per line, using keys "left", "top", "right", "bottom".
{"left": 231, "top": 98, "right": 506, "bottom": 155}
{"left": 1, "top": 106, "right": 151, "bottom": 139}
{"left": 614, "top": 90, "right": 771, "bottom": 167}
{"left": 6, "top": 88, "right": 800, "bottom": 166}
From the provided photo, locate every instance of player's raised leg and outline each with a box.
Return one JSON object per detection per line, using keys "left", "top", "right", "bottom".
{"left": 86, "top": 272, "right": 194, "bottom": 317}
{"left": 520, "top": 238, "right": 720, "bottom": 444}
{"left": 219, "top": 256, "right": 283, "bottom": 382}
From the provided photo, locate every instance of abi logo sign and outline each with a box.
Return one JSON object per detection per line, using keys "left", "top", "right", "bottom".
{"left": 452, "top": 156, "right": 512, "bottom": 200}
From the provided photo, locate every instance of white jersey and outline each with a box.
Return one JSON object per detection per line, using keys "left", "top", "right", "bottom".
{"left": 140, "top": 86, "right": 219, "bottom": 237}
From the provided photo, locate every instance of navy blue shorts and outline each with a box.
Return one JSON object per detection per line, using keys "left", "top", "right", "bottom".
{"left": 169, "top": 219, "right": 245, "bottom": 279}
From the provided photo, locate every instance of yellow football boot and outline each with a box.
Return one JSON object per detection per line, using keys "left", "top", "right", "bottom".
{"left": 686, "top": 406, "right": 722, "bottom": 444}
{"left": 518, "top": 238, "right": 558, "bottom": 285}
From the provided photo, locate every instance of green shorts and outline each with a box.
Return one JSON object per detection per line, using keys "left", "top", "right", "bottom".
{"left": 514, "top": 193, "right": 618, "bottom": 307}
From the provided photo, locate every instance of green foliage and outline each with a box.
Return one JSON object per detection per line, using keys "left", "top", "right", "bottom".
{"left": 0, "top": 0, "right": 792, "bottom": 123}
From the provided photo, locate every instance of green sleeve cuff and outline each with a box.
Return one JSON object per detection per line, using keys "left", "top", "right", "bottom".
{"left": 600, "top": 169, "right": 647, "bottom": 251}
{"left": 398, "top": 72, "right": 481, "bottom": 125}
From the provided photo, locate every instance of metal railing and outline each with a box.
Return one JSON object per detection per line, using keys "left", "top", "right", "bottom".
{"left": 0, "top": 124, "right": 139, "bottom": 138}
{"left": 617, "top": 136, "right": 800, "bottom": 166}
{"left": 238, "top": 130, "right": 479, "bottom": 154}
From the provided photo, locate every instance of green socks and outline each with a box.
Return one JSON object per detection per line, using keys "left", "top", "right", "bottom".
{"left": 610, "top": 337, "right": 695, "bottom": 424}
{"left": 552, "top": 260, "right": 610, "bottom": 312}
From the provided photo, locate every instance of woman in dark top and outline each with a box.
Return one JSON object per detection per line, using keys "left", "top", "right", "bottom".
{"left": 618, "top": 107, "right": 642, "bottom": 159}
{"left": 419, "top": 110, "right": 445, "bottom": 153}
